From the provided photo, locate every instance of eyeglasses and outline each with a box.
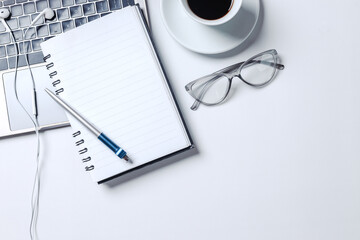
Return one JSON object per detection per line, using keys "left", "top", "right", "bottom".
{"left": 185, "top": 49, "right": 285, "bottom": 111}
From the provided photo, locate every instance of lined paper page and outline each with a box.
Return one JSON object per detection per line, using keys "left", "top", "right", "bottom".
{"left": 41, "top": 7, "right": 191, "bottom": 182}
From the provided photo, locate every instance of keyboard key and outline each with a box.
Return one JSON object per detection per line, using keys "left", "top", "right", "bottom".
{"left": 10, "top": 5, "right": 23, "bottom": 17}
{"left": 36, "top": 25, "right": 49, "bottom": 37}
{"left": 6, "top": 44, "right": 17, "bottom": 56}
{"left": 19, "top": 41, "right": 32, "bottom": 54}
{"left": 62, "top": 20, "right": 74, "bottom": 32}
{"left": 75, "top": 0, "right": 86, "bottom": 3}
{"left": 122, "top": 0, "right": 134, "bottom": 7}
{"left": 13, "top": 30, "right": 23, "bottom": 41}
{"left": 83, "top": 3, "right": 95, "bottom": 16}
{"left": 24, "top": 27, "right": 36, "bottom": 39}
{"left": 109, "top": 0, "right": 121, "bottom": 11}
{"left": 70, "top": 6, "right": 82, "bottom": 18}
{"left": 3, "top": 0, "right": 15, "bottom": 6}
{"left": 28, "top": 51, "right": 44, "bottom": 65}
{"left": 19, "top": 16, "right": 30, "bottom": 28}
{"left": 62, "top": 0, "right": 74, "bottom": 7}
{"left": 0, "top": 32, "right": 11, "bottom": 44}
{"left": 0, "top": 22, "right": 5, "bottom": 32}
{"left": 101, "top": 12, "right": 111, "bottom": 17}
{"left": 36, "top": 0, "right": 48, "bottom": 12}
{"left": 31, "top": 13, "right": 45, "bottom": 25}
{"left": 19, "top": 16, "right": 31, "bottom": 28}
{"left": 16, "top": 0, "right": 28, "bottom": 3}
{"left": 7, "top": 19, "right": 19, "bottom": 30}
{"left": 24, "top": 2, "right": 36, "bottom": 14}
{"left": 49, "top": 22, "right": 61, "bottom": 34}
{"left": 0, "top": 2, "right": 2, "bottom": 7}
{"left": 18, "top": 42, "right": 25, "bottom": 54}
{"left": 0, "top": 59, "right": 8, "bottom": 70}
{"left": 44, "top": 36, "right": 54, "bottom": 41}
{"left": 57, "top": 8, "right": 70, "bottom": 20}
{"left": 0, "top": 46, "right": 6, "bottom": 58}
{"left": 88, "top": 14, "right": 99, "bottom": 22}
{"left": 75, "top": 17, "right": 86, "bottom": 27}
{"left": 49, "top": 0, "right": 61, "bottom": 9}
{"left": 95, "top": 1, "right": 109, "bottom": 13}
{"left": 31, "top": 39, "right": 42, "bottom": 51}
{"left": 9, "top": 55, "right": 28, "bottom": 69}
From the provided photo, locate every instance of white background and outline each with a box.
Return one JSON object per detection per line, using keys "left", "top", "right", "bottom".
{"left": 1, "top": 0, "right": 360, "bottom": 239}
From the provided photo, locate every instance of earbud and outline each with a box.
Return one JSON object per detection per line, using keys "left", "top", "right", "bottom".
{"left": 43, "top": 8, "right": 55, "bottom": 20}
{"left": 0, "top": 8, "right": 10, "bottom": 19}
{"left": 30, "top": 8, "right": 55, "bottom": 27}
{"left": 0, "top": 8, "right": 11, "bottom": 32}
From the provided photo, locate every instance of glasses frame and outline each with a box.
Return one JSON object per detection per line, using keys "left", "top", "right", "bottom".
{"left": 185, "top": 49, "right": 285, "bottom": 110}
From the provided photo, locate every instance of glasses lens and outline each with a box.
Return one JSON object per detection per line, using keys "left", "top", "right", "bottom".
{"left": 240, "top": 53, "right": 276, "bottom": 86}
{"left": 190, "top": 74, "right": 230, "bottom": 105}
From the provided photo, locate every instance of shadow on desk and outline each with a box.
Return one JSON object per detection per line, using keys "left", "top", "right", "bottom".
{"left": 209, "top": 0, "right": 264, "bottom": 58}
{"left": 104, "top": 147, "right": 199, "bottom": 188}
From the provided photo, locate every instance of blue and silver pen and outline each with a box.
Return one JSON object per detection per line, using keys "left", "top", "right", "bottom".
{"left": 45, "top": 88, "right": 131, "bottom": 163}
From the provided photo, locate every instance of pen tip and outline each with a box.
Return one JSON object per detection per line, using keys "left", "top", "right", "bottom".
{"left": 124, "top": 155, "right": 132, "bottom": 163}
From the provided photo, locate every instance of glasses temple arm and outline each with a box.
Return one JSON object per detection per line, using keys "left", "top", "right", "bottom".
{"left": 190, "top": 99, "right": 201, "bottom": 111}
{"left": 216, "top": 61, "right": 284, "bottom": 77}
{"left": 243, "top": 60, "right": 284, "bottom": 70}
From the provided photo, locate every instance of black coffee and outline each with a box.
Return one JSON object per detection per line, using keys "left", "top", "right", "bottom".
{"left": 187, "top": 0, "right": 233, "bottom": 20}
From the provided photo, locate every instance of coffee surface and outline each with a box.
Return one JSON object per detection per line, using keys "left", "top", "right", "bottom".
{"left": 187, "top": 0, "right": 233, "bottom": 20}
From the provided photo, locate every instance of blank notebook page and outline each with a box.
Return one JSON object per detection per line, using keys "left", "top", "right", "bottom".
{"left": 41, "top": 7, "right": 191, "bottom": 182}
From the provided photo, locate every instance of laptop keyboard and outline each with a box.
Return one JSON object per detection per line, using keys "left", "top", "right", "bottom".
{"left": 0, "top": 0, "right": 135, "bottom": 71}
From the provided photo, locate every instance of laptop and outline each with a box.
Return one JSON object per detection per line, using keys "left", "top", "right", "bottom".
{"left": 0, "top": 0, "right": 149, "bottom": 138}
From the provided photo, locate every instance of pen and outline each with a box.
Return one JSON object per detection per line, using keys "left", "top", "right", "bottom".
{"left": 45, "top": 88, "right": 131, "bottom": 163}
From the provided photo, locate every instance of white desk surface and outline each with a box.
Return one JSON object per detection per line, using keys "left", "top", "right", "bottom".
{"left": 1, "top": 0, "right": 360, "bottom": 239}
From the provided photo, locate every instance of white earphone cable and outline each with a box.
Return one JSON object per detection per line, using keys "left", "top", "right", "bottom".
{"left": 8, "top": 19, "right": 41, "bottom": 240}
{"left": 24, "top": 22, "right": 42, "bottom": 240}
{"left": 23, "top": 4, "right": 56, "bottom": 239}
{"left": 3, "top": 4, "right": 55, "bottom": 239}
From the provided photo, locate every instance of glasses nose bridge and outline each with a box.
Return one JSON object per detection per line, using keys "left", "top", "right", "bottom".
{"left": 228, "top": 71, "right": 240, "bottom": 81}
{"left": 225, "top": 66, "right": 241, "bottom": 80}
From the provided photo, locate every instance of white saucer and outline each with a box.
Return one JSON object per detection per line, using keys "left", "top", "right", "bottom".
{"left": 160, "top": 0, "right": 260, "bottom": 55}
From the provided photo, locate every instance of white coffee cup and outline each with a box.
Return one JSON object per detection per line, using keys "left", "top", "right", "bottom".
{"left": 179, "top": 0, "right": 243, "bottom": 26}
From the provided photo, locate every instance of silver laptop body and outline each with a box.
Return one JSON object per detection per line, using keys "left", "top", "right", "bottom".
{"left": 0, "top": 0, "right": 148, "bottom": 138}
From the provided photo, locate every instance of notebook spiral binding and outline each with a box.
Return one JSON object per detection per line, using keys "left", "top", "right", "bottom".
{"left": 43, "top": 54, "right": 64, "bottom": 95}
{"left": 44, "top": 54, "right": 94, "bottom": 172}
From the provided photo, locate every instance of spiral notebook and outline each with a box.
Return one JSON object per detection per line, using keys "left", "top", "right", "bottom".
{"left": 41, "top": 5, "right": 193, "bottom": 183}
